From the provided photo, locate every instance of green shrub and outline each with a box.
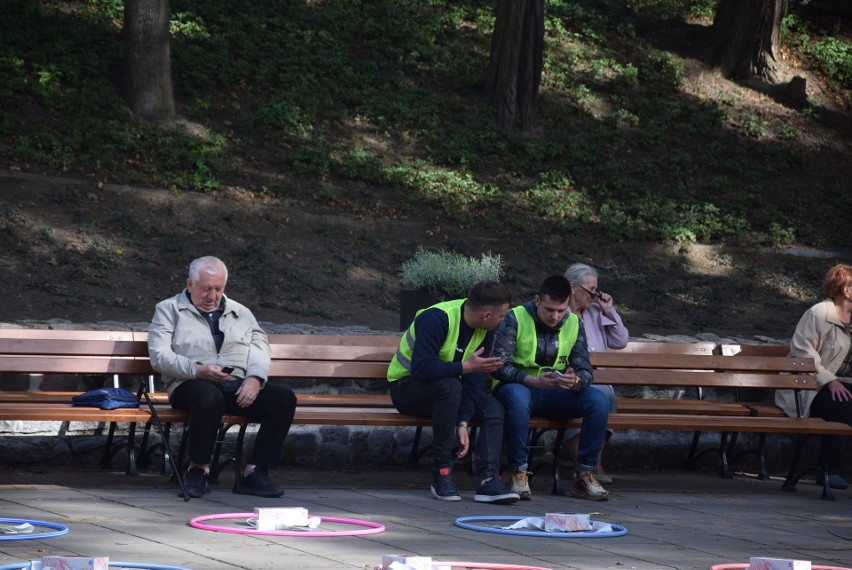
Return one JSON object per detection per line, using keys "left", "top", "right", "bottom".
{"left": 399, "top": 248, "right": 503, "bottom": 297}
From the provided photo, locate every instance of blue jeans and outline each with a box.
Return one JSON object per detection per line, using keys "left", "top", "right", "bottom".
{"left": 495, "top": 382, "right": 609, "bottom": 472}
{"left": 390, "top": 376, "right": 505, "bottom": 479}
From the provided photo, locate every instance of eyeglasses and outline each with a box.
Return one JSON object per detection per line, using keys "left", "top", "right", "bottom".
{"left": 572, "top": 282, "right": 601, "bottom": 299}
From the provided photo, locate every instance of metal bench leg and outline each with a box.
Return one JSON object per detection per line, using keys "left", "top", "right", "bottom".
{"left": 782, "top": 434, "right": 806, "bottom": 492}
{"left": 229, "top": 423, "right": 249, "bottom": 492}
{"left": 138, "top": 420, "right": 153, "bottom": 469}
{"left": 756, "top": 433, "right": 769, "bottom": 480}
{"left": 99, "top": 422, "right": 119, "bottom": 468}
{"left": 174, "top": 425, "right": 189, "bottom": 481}
{"left": 550, "top": 429, "right": 567, "bottom": 496}
{"left": 124, "top": 421, "right": 139, "bottom": 476}
{"left": 718, "top": 431, "right": 731, "bottom": 479}
{"left": 159, "top": 423, "right": 174, "bottom": 476}
{"left": 209, "top": 424, "right": 230, "bottom": 481}
{"left": 406, "top": 426, "right": 424, "bottom": 468}
{"left": 683, "top": 430, "right": 703, "bottom": 470}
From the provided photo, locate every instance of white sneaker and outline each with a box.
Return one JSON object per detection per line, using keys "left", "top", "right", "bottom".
{"left": 572, "top": 471, "right": 608, "bottom": 501}
{"left": 511, "top": 469, "right": 532, "bottom": 500}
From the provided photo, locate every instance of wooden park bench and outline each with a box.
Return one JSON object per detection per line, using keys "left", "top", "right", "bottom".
{"left": 1, "top": 329, "right": 850, "bottom": 500}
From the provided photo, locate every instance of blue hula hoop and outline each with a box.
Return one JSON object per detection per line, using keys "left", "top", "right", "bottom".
{"left": 0, "top": 518, "right": 69, "bottom": 541}
{"left": 0, "top": 561, "right": 190, "bottom": 570}
{"left": 454, "top": 516, "right": 628, "bottom": 538}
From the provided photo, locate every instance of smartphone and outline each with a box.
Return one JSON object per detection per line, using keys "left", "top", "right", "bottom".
{"left": 220, "top": 366, "right": 234, "bottom": 374}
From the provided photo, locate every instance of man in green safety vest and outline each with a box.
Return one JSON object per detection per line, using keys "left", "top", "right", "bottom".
{"left": 387, "top": 280, "right": 519, "bottom": 503}
{"left": 492, "top": 274, "right": 610, "bottom": 501}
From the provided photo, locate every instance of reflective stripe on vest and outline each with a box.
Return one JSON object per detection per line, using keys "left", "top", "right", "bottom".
{"left": 387, "top": 299, "right": 486, "bottom": 382}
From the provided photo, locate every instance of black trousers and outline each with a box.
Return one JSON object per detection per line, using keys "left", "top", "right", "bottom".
{"left": 390, "top": 376, "right": 505, "bottom": 478}
{"left": 170, "top": 379, "right": 296, "bottom": 468}
{"left": 809, "top": 381, "right": 852, "bottom": 474}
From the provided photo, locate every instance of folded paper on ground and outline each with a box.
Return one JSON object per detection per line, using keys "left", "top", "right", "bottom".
{"left": 544, "top": 513, "right": 591, "bottom": 532}
{"left": 502, "top": 517, "right": 613, "bottom": 534}
{"left": 378, "top": 555, "right": 452, "bottom": 570}
{"left": 248, "top": 507, "right": 321, "bottom": 530}
{"left": 748, "top": 557, "right": 811, "bottom": 570}
{"left": 35, "top": 556, "right": 109, "bottom": 570}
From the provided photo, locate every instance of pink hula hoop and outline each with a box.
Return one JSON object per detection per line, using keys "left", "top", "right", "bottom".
{"left": 189, "top": 512, "right": 384, "bottom": 537}
{"left": 437, "top": 562, "right": 552, "bottom": 570}
{"left": 711, "top": 565, "right": 852, "bottom": 570}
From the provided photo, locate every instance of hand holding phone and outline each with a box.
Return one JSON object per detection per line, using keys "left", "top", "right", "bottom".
{"left": 220, "top": 366, "right": 234, "bottom": 375}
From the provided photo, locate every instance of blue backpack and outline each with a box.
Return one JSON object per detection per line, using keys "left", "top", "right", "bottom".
{"left": 71, "top": 387, "right": 139, "bottom": 410}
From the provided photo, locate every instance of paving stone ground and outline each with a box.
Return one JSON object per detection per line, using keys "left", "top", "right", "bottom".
{"left": 1, "top": 464, "right": 850, "bottom": 570}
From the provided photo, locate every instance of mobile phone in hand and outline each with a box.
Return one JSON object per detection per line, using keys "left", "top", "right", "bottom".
{"left": 220, "top": 366, "right": 234, "bottom": 374}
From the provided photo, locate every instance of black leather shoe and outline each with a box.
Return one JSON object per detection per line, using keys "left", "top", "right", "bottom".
{"left": 180, "top": 467, "right": 210, "bottom": 498}
{"left": 233, "top": 467, "right": 284, "bottom": 498}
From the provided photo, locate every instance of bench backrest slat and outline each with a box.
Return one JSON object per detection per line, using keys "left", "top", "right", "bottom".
{"left": 593, "top": 368, "right": 816, "bottom": 389}
{"left": 0, "top": 355, "right": 152, "bottom": 375}
{"left": 719, "top": 344, "right": 790, "bottom": 357}
{"left": 0, "top": 338, "right": 148, "bottom": 357}
{"left": 617, "top": 341, "right": 716, "bottom": 354}
{"left": 0, "top": 329, "right": 135, "bottom": 340}
{"left": 269, "top": 344, "right": 395, "bottom": 361}
{"left": 590, "top": 352, "right": 815, "bottom": 373}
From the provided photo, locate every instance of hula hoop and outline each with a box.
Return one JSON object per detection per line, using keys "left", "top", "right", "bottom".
{"left": 0, "top": 562, "right": 190, "bottom": 570}
{"left": 436, "top": 562, "right": 553, "bottom": 570}
{"left": 0, "top": 518, "right": 69, "bottom": 541}
{"left": 711, "top": 565, "right": 852, "bottom": 570}
{"left": 454, "top": 516, "right": 627, "bottom": 538}
{"left": 189, "top": 512, "right": 385, "bottom": 537}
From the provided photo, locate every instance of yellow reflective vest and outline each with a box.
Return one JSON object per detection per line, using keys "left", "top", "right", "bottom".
{"left": 387, "top": 299, "right": 486, "bottom": 382}
{"left": 504, "top": 305, "right": 579, "bottom": 378}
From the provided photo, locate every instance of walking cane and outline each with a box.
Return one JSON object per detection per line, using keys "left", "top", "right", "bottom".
{"left": 137, "top": 380, "right": 190, "bottom": 502}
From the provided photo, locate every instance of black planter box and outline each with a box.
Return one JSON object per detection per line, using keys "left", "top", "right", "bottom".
{"left": 399, "top": 289, "right": 452, "bottom": 331}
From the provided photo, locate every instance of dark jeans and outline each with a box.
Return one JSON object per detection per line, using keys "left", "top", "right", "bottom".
{"left": 809, "top": 382, "right": 852, "bottom": 475}
{"left": 390, "top": 376, "right": 504, "bottom": 479}
{"left": 170, "top": 380, "right": 297, "bottom": 468}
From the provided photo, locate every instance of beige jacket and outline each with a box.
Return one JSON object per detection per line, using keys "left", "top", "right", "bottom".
{"left": 775, "top": 299, "right": 852, "bottom": 417}
{"left": 147, "top": 290, "right": 271, "bottom": 396}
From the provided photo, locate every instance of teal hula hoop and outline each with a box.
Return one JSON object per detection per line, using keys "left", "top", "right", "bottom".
{"left": 454, "top": 516, "right": 628, "bottom": 538}
{"left": 0, "top": 518, "right": 69, "bottom": 541}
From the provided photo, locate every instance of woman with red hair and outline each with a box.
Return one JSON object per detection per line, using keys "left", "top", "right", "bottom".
{"left": 776, "top": 263, "right": 852, "bottom": 489}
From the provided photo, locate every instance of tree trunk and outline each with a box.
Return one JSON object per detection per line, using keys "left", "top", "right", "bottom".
{"left": 484, "top": 0, "right": 544, "bottom": 130}
{"left": 123, "top": 0, "right": 175, "bottom": 123}
{"left": 709, "top": 0, "right": 788, "bottom": 83}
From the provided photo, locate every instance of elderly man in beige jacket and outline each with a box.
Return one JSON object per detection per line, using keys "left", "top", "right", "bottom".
{"left": 148, "top": 255, "right": 296, "bottom": 499}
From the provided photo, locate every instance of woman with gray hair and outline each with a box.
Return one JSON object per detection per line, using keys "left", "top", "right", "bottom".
{"left": 564, "top": 262, "right": 629, "bottom": 484}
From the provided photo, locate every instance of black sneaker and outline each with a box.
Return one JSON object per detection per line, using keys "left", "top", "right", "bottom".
{"left": 233, "top": 467, "right": 284, "bottom": 498}
{"left": 431, "top": 466, "right": 461, "bottom": 501}
{"left": 474, "top": 477, "right": 520, "bottom": 504}
{"left": 180, "top": 467, "right": 210, "bottom": 498}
